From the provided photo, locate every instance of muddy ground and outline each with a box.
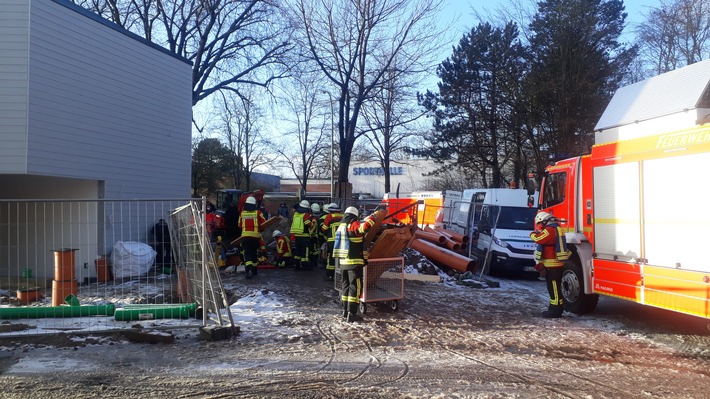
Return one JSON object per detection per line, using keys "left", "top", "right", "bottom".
{"left": 1, "top": 259, "right": 710, "bottom": 399}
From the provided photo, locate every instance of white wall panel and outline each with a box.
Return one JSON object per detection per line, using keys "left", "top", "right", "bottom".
{"left": 643, "top": 153, "right": 710, "bottom": 271}
{"left": 593, "top": 163, "right": 641, "bottom": 259}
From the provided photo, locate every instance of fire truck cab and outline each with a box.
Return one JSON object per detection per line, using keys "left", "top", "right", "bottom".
{"left": 539, "top": 58, "right": 710, "bottom": 318}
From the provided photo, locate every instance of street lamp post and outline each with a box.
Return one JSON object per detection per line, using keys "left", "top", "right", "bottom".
{"left": 324, "top": 91, "right": 335, "bottom": 200}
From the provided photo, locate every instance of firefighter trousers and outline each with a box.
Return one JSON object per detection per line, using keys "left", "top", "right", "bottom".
{"left": 293, "top": 236, "right": 310, "bottom": 270}
{"left": 341, "top": 265, "right": 363, "bottom": 315}
{"left": 545, "top": 266, "right": 564, "bottom": 307}
{"left": 241, "top": 236, "right": 260, "bottom": 277}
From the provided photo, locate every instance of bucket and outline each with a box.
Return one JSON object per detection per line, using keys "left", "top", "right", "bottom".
{"left": 17, "top": 288, "right": 41, "bottom": 304}
{"left": 53, "top": 248, "right": 78, "bottom": 281}
{"left": 94, "top": 257, "right": 112, "bottom": 282}
{"left": 51, "top": 280, "right": 78, "bottom": 307}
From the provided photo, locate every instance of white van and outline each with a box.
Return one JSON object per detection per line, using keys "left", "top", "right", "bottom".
{"left": 444, "top": 188, "right": 538, "bottom": 276}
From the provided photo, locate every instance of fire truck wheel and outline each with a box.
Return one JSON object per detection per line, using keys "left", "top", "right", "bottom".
{"left": 561, "top": 260, "right": 599, "bottom": 315}
{"left": 359, "top": 302, "right": 367, "bottom": 314}
{"left": 389, "top": 300, "right": 399, "bottom": 311}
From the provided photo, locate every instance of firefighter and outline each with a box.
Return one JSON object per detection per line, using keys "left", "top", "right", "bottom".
{"left": 333, "top": 206, "right": 381, "bottom": 322}
{"left": 273, "top": 230, "right": 293, "bottom": 267}
{"left": 309, "top": 203, "right": 322, "bottom": 269}
{"left": 290, "top": 200, "right": 312, "bottom": 271}
{"left": 321, "top": 203, "right": 343, "bottom": 281}
{"left": 530, "top": 211, "right": 571, "bottom": 318}
{"left": 317, "top": 204, "right": 331, "bottom": 270}
{"left": 238, "top": 196, "right": 267, "bottom": 279}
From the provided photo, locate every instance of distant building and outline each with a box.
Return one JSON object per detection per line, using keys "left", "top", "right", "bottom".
{"left": 276, "top": 159, "right": 443, "bottom": 200}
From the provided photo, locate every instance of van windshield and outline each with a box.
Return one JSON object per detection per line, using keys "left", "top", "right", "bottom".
{"left": 495, "top": 207, "right": 537, "bottom": 230}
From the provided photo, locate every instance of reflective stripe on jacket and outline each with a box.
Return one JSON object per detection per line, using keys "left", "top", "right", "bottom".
{"left": 530, "top": 223, "right": 570, "bottom": 268}
{"left": 333, "top": 216, "right": 376, "bottom": 268}
{"left": 276, "top": 236, "right": 292, "bottom": 257}
{"left": 238, "top": 210, "right": 266, "bottom": 238}
{"left": 322, "top": 213, "right": 343, "bottom": 242}
{"left": 290, "top": 211, "right": 312, "bottom": 237}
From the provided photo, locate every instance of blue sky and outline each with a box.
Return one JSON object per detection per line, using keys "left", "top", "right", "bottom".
{"left": 441, "top": 0, "right": 660, "bottom": 43}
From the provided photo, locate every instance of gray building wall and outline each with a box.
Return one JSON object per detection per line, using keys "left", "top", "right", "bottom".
{"left": 0, "top": 0, "right": 193, "bottom": 199}
{"left": 0, "top": 0, "right": 30, "bottom": 174}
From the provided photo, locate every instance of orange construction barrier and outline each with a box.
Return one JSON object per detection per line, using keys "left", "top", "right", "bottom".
{"left": 409, "top": 239, "right": 474, "bottom": 273}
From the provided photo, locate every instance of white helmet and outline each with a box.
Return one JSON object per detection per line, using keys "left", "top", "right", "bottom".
{"left": 344, "top": 206, "right": 359, "bottom": 217}
{"left": 328, "top": 203, "right": 341, "bottom": 212}
{"left": 299, "top": 200, "right": 310, "bottom": 208}
{"left": 322, "top": 203, "right": 331, "bottom": 213}
{"left": 272, "top": 230, "right": 282, "bottom": 238}
{"left": 311, "top": 203, "right": 321, "bottom": 213}
{"left": 245, "top": 196, "right": 257, "bottom": 205}
{"left": 535, "top": 211, "right": 551, "bottom": 224}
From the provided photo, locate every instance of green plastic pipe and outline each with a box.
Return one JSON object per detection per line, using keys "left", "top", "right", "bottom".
{"left": 114, "top": 303, "right": 197, "bottom": 321}
{"left": 0, "top": 304, "right": 116, "bottom": 320}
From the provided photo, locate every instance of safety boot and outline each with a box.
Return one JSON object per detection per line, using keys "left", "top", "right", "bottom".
{"left": 346, "top": 303, "right": 363, "bottom": 322}
{"left": 541, "top": 304, "right": 563, "bottom": 318}
{"left": 346, "top": 313, "right": 363, "bottom": 323}
{"left": 341, "top": 301, "right": 348, "bottom": 319}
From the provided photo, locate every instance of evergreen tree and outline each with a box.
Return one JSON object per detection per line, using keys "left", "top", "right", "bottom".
{"left": 418, "top": 22, "right": 527, "bottom": 188}
{"left": 526, "top": 0, "right": 637, "bottom": 158}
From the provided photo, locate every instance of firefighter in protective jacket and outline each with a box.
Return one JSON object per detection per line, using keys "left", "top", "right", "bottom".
{"left": 238, "top": 196, "right": 267, "bottom": 279}
{"left": 273, "top": 230, "right": 293, "bottom": 267}
{"left": 321, "top": 203, "right": 343, "bottom": 280}
{"left": 530, "top": 211, "right": 571, "bottom": 318}
{"left": 333, "top": 206, "right": 380, "bottom": 322}
{"left": 290, "top": 200, "right": 312, "bottom": 271}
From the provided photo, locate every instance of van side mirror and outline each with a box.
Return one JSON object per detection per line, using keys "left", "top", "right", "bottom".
{"left": 527, "top": 195, "right": 535, "bottom": 208}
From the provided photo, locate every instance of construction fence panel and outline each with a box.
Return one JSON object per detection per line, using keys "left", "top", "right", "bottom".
{"left": 0, "top": 199, "right": 233, "bottom": 337}
{"left": 333, "top": 257, "right": 405, "bottom": 304}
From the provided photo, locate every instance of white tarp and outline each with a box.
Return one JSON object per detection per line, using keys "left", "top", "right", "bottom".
{"left": 111, "top": 241, "right": 156, "bottom": 278}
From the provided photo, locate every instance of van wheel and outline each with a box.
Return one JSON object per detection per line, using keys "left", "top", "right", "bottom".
{"left": 561, "top": 260, "right": 599, "bottom": 315}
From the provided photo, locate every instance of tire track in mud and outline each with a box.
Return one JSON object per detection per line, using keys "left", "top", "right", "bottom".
{"left": 402, "top": 310, "right": 635, "bottom": 399}
{"left": 312, "top": 319, "right": 410, "bottom": 388}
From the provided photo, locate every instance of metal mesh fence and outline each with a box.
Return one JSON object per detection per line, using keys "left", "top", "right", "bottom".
{"left": 333, "top": 257, "right": 405, "bottom": 304}
{"left": 0, "top": 199, "right": 233, "bottom": 337}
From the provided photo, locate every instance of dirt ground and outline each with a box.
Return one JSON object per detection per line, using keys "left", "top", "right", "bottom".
{"left": 1, "top": 255, "right": 710, "bottom": 399}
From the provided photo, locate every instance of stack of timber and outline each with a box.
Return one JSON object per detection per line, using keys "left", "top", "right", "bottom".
{"left": 407, "top": 226, "right": 473, "bottom": 273}
{"left": 367, "top": 224, "right": 416, "bottom": 259}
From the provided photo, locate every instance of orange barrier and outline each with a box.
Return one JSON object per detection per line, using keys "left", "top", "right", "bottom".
{"left": 414, "top": 230, "right": 447, "bottom": 245}
{"left": 408, "top": 239, "right": 474, "bottom": 273}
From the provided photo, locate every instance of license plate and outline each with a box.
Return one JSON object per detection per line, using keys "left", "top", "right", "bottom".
{"left": 523, "top": 266, "right": 537, "bottom": 272}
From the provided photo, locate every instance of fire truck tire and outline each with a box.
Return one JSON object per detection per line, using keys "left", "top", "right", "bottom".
{"left": 359, "top": 302, "right": 367, "bottom": 314}
{"left": 561, "top": 260, "right": 599, "bottom": 315}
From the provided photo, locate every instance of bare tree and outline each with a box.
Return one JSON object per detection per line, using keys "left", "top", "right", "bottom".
{"left": 273, "top": 75, "right": 330, "bottom": 195}
{"left": 73, "top": 0, "right": 292, "bottom": 106}
{"left": 636, "top": 0, "right": 710, "bottom": 76}
{"left": 291, "top": 0, "right": 444, "bottom": 200}
{"left": 216, "top": 90, "right": 275, "bottom": 191}
{"left": 361, "top": 63, "right": 428, "bottom": 193}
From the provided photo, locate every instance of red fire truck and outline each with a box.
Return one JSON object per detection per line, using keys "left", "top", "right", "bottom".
{"left": 538, "top": 59, "right": 710, "bottom": 318}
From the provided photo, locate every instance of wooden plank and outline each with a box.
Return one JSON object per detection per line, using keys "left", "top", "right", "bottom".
{"left": 230, "top": 216, "right": 284, "bottom": 246}
{"left": 363, "top": 210, "right": 387, "bottom": 248}
{"left": 260, "top": 216, "right": 283, "bottom": 232}
{"left": 380, "top": 271, "right": 441, "bottom": 282}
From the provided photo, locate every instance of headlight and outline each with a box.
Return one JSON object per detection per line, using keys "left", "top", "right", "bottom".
{"left": 492, "top": 236, "right": 511, "bottom": 249}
